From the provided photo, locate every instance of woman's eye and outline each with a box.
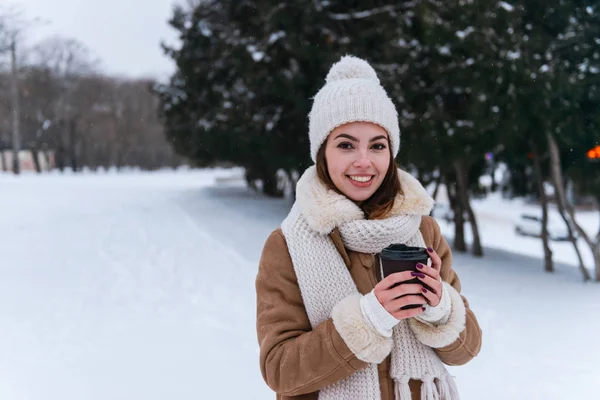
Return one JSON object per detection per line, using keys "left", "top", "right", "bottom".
{"left": 338, "top": 142, "right": 354, "bottom": 149}
{"left": 372, "top": 143, "right": 387, "bottom": 150}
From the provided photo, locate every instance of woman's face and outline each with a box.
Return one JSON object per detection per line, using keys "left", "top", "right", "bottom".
{"left": 324, "top": 122, "right": 391, "bottom": 202}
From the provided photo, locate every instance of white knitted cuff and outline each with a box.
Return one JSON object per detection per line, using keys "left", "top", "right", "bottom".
{"left": 331, "top": 293, "right": 393, "bottom": 364}
{"left": 416, "top": 283, "right": 451, "bottom": 325}
{"left": 408, "top": 282, "right": 467, "bottom": 349}
{"left": 359, "top": 290, "right": 399, "bottom": 338}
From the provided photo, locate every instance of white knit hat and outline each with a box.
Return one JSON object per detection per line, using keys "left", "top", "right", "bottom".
{"left": 308, "top": 55, "right": 400, "bottom": 162}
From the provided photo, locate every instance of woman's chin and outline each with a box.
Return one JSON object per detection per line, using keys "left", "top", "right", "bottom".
{"left": 341, "top": 188, "right": 375, "bottom": 203}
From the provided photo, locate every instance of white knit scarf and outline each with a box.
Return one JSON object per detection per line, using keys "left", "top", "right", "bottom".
{"left": 281, "top": 166, "right": 459, "bottom": 400}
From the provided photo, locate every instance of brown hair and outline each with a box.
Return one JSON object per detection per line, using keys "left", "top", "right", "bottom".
{"left": 315, "top": 138, "right": 403, "bottom": 220}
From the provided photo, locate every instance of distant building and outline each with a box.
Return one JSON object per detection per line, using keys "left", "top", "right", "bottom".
{"left": 0, "top": 149, "right": 55, "bottom": 172}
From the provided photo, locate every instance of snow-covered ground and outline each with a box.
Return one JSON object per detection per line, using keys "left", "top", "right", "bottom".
{"left": 1, "top": 169, "right": 598, "bottom": 400}
{"left": 433, "top": 189, "right": 599, "bottom": 271}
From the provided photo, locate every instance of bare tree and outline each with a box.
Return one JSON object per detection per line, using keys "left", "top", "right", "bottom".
{"left": 453, "top": 159, "right": 484, "bottom": 257}
{"left": 27, "top": 36, "right": 96, "bottom": 171}
{"left": 0, "top": 6, "right": 23, "bottom": 174}
{"left": 0, "top": 71, "right": 11, "bottom": 171}
{"left": 530, "top": 141, "right": 554, "bottom": 273}
{"left": 0, "top": 4, "right": 45, "bottom": 174}
{"left": 547, "top": 133, "right": 597, "bottom": 282}
{"left": 98, "top": 77, "right": 181, "bottom": 169}
{"left": 4, "top": 29, "right": 181, "bottom": 173}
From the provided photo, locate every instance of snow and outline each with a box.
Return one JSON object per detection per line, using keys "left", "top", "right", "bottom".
{"left": 456, "top": 120, "right": 474, "bottom": 128}
{"left": 1, "top": 169, "right": 599, "bottom": 400}
{"left": 246, "top": 45, "right": 265, "bottom": 62}
{"left": 498, "top": 1, "right": 515, "bottom": 12}
{"left": 327, "top": 5, "right": 397, "bottom": 20}
{"left": 438, "top": 45, "right": 451, "bottom": 56}
{"left": 455, "top": 27, "right": 475, "bottom": 40}
{"left": 268, "top": 31, "right": 286, "bottom": 45}
{"left": 198, "top": 21, "right": 212, "bottom": 37}
{"left": 507, "top": 50, "right": 521, "bottom": 60}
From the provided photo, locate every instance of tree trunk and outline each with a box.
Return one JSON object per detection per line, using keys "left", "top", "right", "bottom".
{"left": 547, "top": 133, "right": 592, "bottom": 281}
{"left": 43, "top": 149, "right": 52, "bottom": 171}
{"left": 595, "top": 244, "right": 600, "bottom": 282}
{"left": 31, "top": 147, "right": 42, "bottom": 173}
{"left": 594, "top": 199, "right": 600, "bottom": 282}
{"left": 79, "top": 136, "right": 88, "bottom": 171}
{"left": 447, "top": 179, "right": 467, "bottom": 252}
{"left": 510, "top": 164, "right": 528, "bottom": 197}
{"left": 531, "top": 142, "right": 553, "bottom": 273}
{"left": 431, "top": 175, "right": 442, "bottom": 203}
{"left": 10, "top": 39, "right": 21, "bottom": 175}
{"left": 454, "top": 159, "right": 483, "bottom": 257}
{"left": 56, "top": 122, "right": 66, "bottom": 172}
{"left": 115, "top": 149, "right": 124, "bottom": 170}
{"left": 261, "top": 168, "right": 284, "bottom": 198}
{"left": 68, "top": 119, "right": 78, "bottom": 172}
{"left": 245, "top": 167, "right": 259, "bottom": 192}
{"left": 554, "top": 195, "right": 590, "bottom": 280}
{"left": 245, "top": 165, "right": 284, "bottom": 197}
{"left": 285, "top": 168, "right": 298, "bottom": 202}
{"left": 56, "top": 144, "right": 66, "bottom": 172}
{"left": 0, "top": 150, "right": 7, "bottom": 172}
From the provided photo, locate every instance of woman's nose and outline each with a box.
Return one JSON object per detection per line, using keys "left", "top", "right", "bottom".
{"left": 353, "top": 151, "right": 372, "bottom": 168}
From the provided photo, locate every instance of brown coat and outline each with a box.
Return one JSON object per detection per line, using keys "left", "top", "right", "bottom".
{"left": 255, "top": 216, "right": 482, "bottom": 400}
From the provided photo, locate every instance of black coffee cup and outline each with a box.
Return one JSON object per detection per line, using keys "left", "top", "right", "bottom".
{"left": 379, "top": 244, "right": 431, "bottom": 309}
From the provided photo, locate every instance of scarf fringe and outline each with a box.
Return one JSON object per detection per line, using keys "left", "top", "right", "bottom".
{"left": 394, "top": 375, "right": 460, "bottom": 400}
{"left": 445, "top": 374, "right": 461, "bottom": 400}
{"left": 421, "top": 375, "right": 437, "bottom": 400}
{"left": 436, "top": 377, "right": 449, "bottom": 399}
{"left": 394, "top": 377, "right": 412, "bottom": 400}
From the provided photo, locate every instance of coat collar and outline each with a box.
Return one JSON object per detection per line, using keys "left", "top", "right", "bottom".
{"left": 295, "top": 166, "right": 434, "bottom": 235}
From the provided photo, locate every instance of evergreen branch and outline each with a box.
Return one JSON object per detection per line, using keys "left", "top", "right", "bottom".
{"left": 327, "top": 5, "right": 398, "bottom": 21}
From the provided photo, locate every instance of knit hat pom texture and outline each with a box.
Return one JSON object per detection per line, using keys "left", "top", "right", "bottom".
{"left": 325, "top": 55, "right": 380, "bottom": 84}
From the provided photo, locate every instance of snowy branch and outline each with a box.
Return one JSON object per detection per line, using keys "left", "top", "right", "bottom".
{"left": 268, "top": 31, "right": 286, "bottom": 45}
{"left": 498, "top": 1, "right": 514, "bottom": 12}
{"left": 327, "top": 5, "right": 398, "bottom": 20}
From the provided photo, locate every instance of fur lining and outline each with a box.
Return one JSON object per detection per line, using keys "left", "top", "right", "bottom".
{"left": 393, "top": 170, "right": 435, "bottom": 216}
{"left": 296, "top": 166, "right": 435, "bottom": 234}
{"left": 407, "top": 282, "right": 467, "bottom": 349}
{"left": 331, "top": 293, "right": 393, "bottom": 363}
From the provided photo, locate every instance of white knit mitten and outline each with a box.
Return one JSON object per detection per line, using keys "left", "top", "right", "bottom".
{"left": 416, "top": 283, "right": 452, "bottom": 325}
{"left": 359, "top": 289, "right": 400, "bottom": 337}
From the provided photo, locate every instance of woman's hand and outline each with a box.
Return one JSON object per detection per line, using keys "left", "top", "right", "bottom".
{"left": 373, "top": 270, "right": 427, "bottom": 320}
{"left": 415, "top": 247, "right": 443, "bottom": 307}
{"left": 374, "top": 246, "right": 444, "bottom": 319}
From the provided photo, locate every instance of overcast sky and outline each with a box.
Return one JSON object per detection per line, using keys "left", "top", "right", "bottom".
{"left": 13, "top": 0, "right": 180, "bottom": 80}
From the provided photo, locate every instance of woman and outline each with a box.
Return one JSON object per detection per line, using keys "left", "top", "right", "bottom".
{"left": 255, "top": 55, "right": 482, "bottom": 400}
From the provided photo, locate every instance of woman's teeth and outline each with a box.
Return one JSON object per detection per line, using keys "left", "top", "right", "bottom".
{"left": 349, "top": 176, "right": 373, "bottom": 182}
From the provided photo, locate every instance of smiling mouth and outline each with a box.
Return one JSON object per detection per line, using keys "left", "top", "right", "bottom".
{"left": 347, "top": 175, "right": 374, "bottom": 183}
